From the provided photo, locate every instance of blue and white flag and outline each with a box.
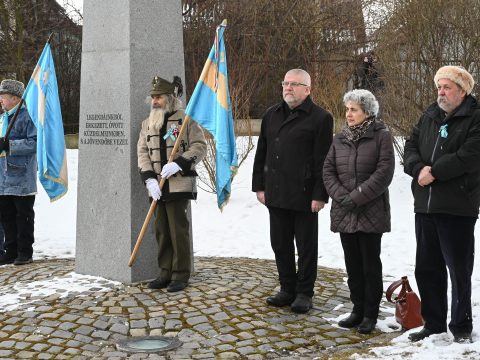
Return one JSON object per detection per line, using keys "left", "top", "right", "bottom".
{"left": 185, "top": 20, "right": 238, "bottom": 209}
{"left": 23, "top": 42, "right": 68, "bottom": 201}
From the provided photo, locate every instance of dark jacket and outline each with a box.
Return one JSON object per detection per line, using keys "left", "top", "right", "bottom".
{"left": 404, "top": 95, "right": 480, "bottom": 217}
{"left": 323, "top": 121, "right": 395, "bottom": 233}
{"left": 252, "top": 96, "right": 333, "bottom": 211}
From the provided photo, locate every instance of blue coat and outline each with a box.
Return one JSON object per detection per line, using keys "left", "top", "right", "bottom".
{"left": 0, "top": 106, "right": 37, "bottom": 195}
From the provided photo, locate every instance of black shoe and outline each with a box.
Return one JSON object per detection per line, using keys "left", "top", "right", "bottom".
{"left": 13, "top": 255, "right": 33, "bottom": 265}
{"left": 291, "top": 294, "right": 313, "bottom": 314}
{"left": 0, "top": 253, "right": 17, "bottom": 265}
{"left": 338, "top": 312, "right": 363, "bottom": 328}
{"left": 167, "top": 281, "right": 187, "bottom": 292}
{"left": 357, "top": 317, "right": 377, "bottom": 334}
{"left": 266, "top": 291, "right": 295, "bottom": 307}
{"left": 408, "top": 327, "right": 442, "bottom": 342}
{"left": 148, "top": 277, "right": 170, "bottom": 289}
{"left": 454, "top": 333, "right": 473, "bottom": 344}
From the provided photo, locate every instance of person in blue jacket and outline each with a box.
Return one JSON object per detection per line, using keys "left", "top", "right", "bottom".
{"left": 0, "top": 79, "right": 37, "bottom": 266}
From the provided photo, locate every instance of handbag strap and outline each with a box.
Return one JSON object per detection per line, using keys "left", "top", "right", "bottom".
{"left": 386, "top": 276, "right": 411, "bottom": 303}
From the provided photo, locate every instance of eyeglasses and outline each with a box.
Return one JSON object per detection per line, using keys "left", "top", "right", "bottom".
{"left": 281, "top": 81, "right": 309, "bottom": 87}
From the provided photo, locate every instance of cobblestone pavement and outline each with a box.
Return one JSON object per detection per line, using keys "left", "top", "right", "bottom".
{"left": 0, "top": 257, "right": 399, "bottom": 359}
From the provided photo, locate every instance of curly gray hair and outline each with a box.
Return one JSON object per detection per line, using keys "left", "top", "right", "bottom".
{"left": 343, "top": 89, "right": 379, "bottom": 117}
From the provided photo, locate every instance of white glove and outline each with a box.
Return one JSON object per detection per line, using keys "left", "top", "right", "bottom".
{"left": 161, "top": 162, "right": 182, "bottom": 179}
{"left": 145, "top": 178, "right": 162, "bottom": 200}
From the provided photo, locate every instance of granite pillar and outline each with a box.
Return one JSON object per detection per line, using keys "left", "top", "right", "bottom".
{"left": 76, "top": 0, "right": 187, "bottom": 283}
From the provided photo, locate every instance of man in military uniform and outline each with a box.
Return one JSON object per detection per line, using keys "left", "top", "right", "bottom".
{"left": 137, "top": 76, "right": 207, "bottom": 292}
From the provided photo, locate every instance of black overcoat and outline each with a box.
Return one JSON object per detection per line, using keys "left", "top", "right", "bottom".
{"left": 252, "top": 96, "right": 333, "bottom": 211}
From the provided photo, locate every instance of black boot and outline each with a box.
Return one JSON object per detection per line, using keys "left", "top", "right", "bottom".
{"left": 358, "top": 317, "right": 376, "bottom": 334}
{"left": 291, "top": 294, "right": 312, "bottom": 314}
{"left": 148, "top": 276, "right": 170, "bottom": 289}
{"left": 408, "top": 327, "right": 441, "bottom": 342}
{"left": 454, "top": 333, "right": 473, "bottom": 344}
{"left": 167, "top": 281, "right": 188, "bottom": 292}
{"left": 266, "top": 291, "right": 295, "bottom": 307}
{"left": 13, "top": 256, "right": 33, "bottom": 265}
{"left": 338, "top": 312, "right": 363, "bottom": 328}
{"left": 0, "top": 252, "right": 16, "bottom": 266}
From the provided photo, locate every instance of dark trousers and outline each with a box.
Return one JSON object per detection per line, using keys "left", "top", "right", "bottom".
{"left": 340, "top": 232, "right": 383, "bottom": 319}
{"left": 154, "top": 199, "right": 191, "bottom": 282}
{"left": 415, "top": 213, "right": 476, "bottom": 336}
{"left": 0, "top": 195, "right": 35, "bottom": 259}
{"left": 268, "top": 206, "right": 318, "bottom": 297}
{"left": 0, "top": 220, "right": 4, "bottom": 252}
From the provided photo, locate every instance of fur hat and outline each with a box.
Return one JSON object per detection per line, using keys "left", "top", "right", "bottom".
{"left": 0, "top": 79, "right": 24, "bottom": 97}
{"left": 434, "top": 66, "right": 475, "bottom": 95}
{"left": 150, "top": 76, "right": 183, "bottom": 97}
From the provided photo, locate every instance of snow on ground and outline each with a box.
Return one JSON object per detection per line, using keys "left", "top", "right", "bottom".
{"left": 0, "top": 272, "right": 120, "bottom": 312}
{"left": 1, "top": 146, "right": 479, "bottom": 358}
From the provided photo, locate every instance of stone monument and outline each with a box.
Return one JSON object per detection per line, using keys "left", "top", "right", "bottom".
{"left": 76, "top": 0, "right": 186, "bottom": 283}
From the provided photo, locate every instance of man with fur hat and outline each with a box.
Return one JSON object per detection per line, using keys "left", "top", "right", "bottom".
{"left": 404, "top": 66, "right": 480, "bottom": 343}
{"left": 137, "top": 75, "right": 206, "bottom": 292}
{"left": 0, "top": 79, "right": 37, "bottom": 266}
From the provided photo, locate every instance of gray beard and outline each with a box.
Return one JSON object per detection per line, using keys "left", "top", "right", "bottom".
{"left": 148, "top": 108, "right": 166, "bottom": 131}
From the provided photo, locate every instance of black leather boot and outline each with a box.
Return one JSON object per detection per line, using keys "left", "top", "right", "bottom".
{"left": 167, "top": 281, "right": 188, "bottom": 292}
{"left": 148, "top": 276, "right": 170, "bottom": 289}
{"left": 291, "top": 294, "right": 313, "bottom": 314}
{"left": 408, "top": 327, "right": 441, "bottom": 342}
{"left": 266, "top": 291, "right": 295, "bottom": 307}
{"left": 338, "top": 313, "right": 363, "bottom": 328}
{"left": 357, "top": 317, "right": 377, "bottom": 334}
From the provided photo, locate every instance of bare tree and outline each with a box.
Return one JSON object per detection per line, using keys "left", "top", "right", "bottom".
{"left": 0, "top": 0, "right": 82, "bottom": 133}
{"left": 365, "top": 0, "right": 480, "bottom": 160}
{"left": 183, "top": 0, "right": 367, "bottom": 192}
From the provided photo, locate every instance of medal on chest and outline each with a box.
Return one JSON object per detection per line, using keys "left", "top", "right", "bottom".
{"left": 163, "top": 123, "right": 180, "bottom": 141}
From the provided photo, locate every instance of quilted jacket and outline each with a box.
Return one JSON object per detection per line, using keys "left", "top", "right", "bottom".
{"left": 323, "top": 120, "right": 395, "bottom": 233}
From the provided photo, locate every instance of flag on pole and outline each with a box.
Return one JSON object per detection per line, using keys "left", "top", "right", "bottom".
{"left": 23, "top": 42, "right": 68, "bottom": 201}
{"left": 185, "top": 19, "right": 238, "bottom": 209}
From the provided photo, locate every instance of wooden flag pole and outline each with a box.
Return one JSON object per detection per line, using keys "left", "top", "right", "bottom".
{"left": 128, "top": 115, "right": 192, "bottom": 267}
{"left": 3, "top": 98, "right": 25, "bottom": 141}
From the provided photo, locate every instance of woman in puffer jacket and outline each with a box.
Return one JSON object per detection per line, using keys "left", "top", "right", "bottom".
{"left": 323, "top": 89, "right": 395, "bottom": 334}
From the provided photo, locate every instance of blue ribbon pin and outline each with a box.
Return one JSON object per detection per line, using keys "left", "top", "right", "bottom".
{"left": 439, "top": 124, "right": 448, "bottom": 139}
{"left": 163, "top": 128, "right": 175, "bottom": 141}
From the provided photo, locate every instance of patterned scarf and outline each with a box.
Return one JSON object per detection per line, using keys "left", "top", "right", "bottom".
{"left": 342, "top": 116, "right": 375, "bottom": 142}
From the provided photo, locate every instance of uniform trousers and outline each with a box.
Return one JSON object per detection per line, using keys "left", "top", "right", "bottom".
{"left": 0, "top": 195, "right": 35, "bottom": 259}
{"left": 340, "top": 232, "right": 383, "bottom": 319}
{"left": 415, "top": 213, "right": 476, "bottom": 336}
{"left": 154, "top": 199, "right": 191, "bottom": 282}
{"left": 268, "top": 206, "right": 318, "bottom": 297}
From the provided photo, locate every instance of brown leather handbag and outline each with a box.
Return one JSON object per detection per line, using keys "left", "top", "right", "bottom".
{"left": 386, "top": 276, "right": 424, "bottom": 330}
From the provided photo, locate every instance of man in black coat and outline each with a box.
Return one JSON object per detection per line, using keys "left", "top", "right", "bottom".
{"left": 404, "top": 66, "right": 480, "bottom": 343}
{"left": 252, "top": 69, "right": 333, "bottom": 313}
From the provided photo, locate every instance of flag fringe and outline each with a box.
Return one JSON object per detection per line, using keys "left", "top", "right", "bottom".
{"left": 218, "top": 164, "right": 238, "bottom": 212}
